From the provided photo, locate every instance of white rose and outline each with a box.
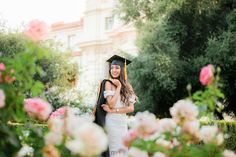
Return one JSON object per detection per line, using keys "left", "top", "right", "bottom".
{"left": 153, "top": 152, "right": 167, "bottom": 157}
{"left": 199, "top": 125, "right": 224, "bottom": 145}
{"left": 44, "top": 132, "right": 63, "bottom": 145}
{"left": 132, "top": 111, "right": 159, "bottom": 137}
{"left": 155, "top": 138, "right": 172, "bottom": 149}
{"left": 66, "top": 139, "right": 84, "bottom": 154}
{"left": 17, "top": 145, "right": 34, "bottom": 157}
{"left": 71, "top": 123, "right": 108, "bottom": 156}
{"left": 182, "top": 120, "right": 200, "bottom": 138}
{"left": 223, "top": 150, "right": 236, "bottom": 157}
{"left": 128, "top": 147, "right": 149, "bottom": 157}
{"left": 158, "top": 118, "right": 177, "bottom": 133}
{"left": 170, "top": 99, "right": 198, "bottom": 123}
{"left": 216, "top": 133, "right": 224, "bottom": 145}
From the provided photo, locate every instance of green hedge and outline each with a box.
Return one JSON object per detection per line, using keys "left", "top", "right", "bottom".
{"left": 218, "top": 121, "right": 236, "bottom": 151}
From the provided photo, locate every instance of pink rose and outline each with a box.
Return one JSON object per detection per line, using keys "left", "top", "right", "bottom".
{"left": 5, "top": 75, "right": 16, "bottom": 83}
{"left": 24, "top": 98, "right": 52, "bottom": 120}
{"left": 24, "top": 20, "right": 49, "bottom": 42}
{"left": 0, "top": 63, "right": 6, "bottom": 71}
{"left": 200, "top": 64, "right": 214, "bottom": 86}
{"left": 0, "top": 89, "right": 5, "bottom": 108}
{"left": 123, "top": 130, "right": 138, "bottom": 147}
{"left": 49, "top": 106, "right": 66, "bottom": 119}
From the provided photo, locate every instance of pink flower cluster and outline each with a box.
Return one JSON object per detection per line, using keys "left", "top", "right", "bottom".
{"left": 120, "top": 64, "right": 235, "bottom": 157}
{"left": 0, "top": 63, "right": 6, "bottom": 71}
{"left": 24, "top": 98, "right": 52, "bottom": 120}
{"left": 49, "top": 106, "right": 66, "bottom": 119}
{"left": 24, "top": 20, "right": 49, "bottom": 42}
{"left": 123, "top": 130, "right": 138, "bottom": 147}
{"left": 0, "top": 62, "right": 16, "bottom": 83}
{"left": 200, "top": 64, "right": 214, "bottom": 86}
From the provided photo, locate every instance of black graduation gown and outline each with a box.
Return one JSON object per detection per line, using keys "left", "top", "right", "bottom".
{"left": 94, "top": 79, "right": 112, "bottom": 157}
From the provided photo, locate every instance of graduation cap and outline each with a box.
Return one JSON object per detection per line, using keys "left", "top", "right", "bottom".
{"left": 107, "top": 55, "right": 131, "bottom": 81}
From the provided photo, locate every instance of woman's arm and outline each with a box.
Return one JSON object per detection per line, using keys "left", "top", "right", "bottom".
{"left": 105, "top": 80, "right": 121, "bottom": 109}
{"left": 92, "top": 105, "right": 96, "bottom": 116}
{"left": 102, "top": 103, "right": 134, "bottom": 114}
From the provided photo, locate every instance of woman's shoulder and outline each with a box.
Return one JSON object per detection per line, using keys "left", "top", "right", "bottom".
{"left": 104, "top": 79, "right": 116, "bottom": 90}
{"left": 104, "top": 79, "right": 112, "bottom": 86}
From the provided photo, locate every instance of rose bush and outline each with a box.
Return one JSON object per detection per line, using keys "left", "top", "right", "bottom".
{"left": 118, "top": 65, "right": 236, "bottom": 157}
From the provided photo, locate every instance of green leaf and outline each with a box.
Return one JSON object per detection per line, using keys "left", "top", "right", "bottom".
{"left": 31, "top": 81, "right": 45, "bottom": 97}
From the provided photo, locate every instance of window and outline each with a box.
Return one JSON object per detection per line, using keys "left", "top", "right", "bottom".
{"left": 67, "top": 34, "right": 76, "bottom": 49}
{"left": 105, "top": 16, "right": 114, "bottom": 30}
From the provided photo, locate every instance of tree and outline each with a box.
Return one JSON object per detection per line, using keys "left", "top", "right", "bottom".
{"left": 117, "top": 0, "right": 236, "bottom": 117}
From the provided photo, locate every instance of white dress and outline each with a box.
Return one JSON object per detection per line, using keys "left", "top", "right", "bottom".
{"left": 104, "top": 90, "right": 136, "bottom": 156}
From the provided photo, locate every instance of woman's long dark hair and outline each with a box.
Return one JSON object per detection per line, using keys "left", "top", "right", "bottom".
{"left": 109, "top": 65, "right": 137, "bottom": 106}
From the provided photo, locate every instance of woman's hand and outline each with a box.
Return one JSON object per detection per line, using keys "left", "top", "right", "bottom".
{"left": 112, "top": 79, "right": 121, "bottom": 88}
{"left": 102, "top": 104, "right": 113, "bottom": 113}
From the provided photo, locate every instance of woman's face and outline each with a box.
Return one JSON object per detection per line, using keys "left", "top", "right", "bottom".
{"left": 110, "top": 64, "right": 121, "bottom": 78}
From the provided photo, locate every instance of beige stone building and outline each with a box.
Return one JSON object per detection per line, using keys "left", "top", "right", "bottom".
{"left": 46, "top": 0, "right": 138, "bottom": 105}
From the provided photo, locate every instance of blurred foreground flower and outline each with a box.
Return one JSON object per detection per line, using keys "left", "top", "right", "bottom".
{"left": 49, "top": 106, "right": 66, "bottom": 119}
{"left": 17, "top": 144, "right": 34, "bottom": 157}
{"left": 24, "top": 98, "right": 52, "bottom": 120}
{"left": 0, "top": 63, "right": 6, "bottom": 71}
{"left": 43, "top": 144, "right": 60, "bottom": 157}
{"left": 0, "top": 89, "right": 5, "bottom": 108}
{"left": 45, "top": 107, "right": 108, "bottom": 157}
{"left": 123, "top": 130, "right": 138, "bottom": 147}
{"left": 0, "top": 62, "right": 16, "bottom": 84}
{"left": 223, "top": 150, "right": 236, "bottom": 157}
{"left": 157, "top": 118, "right": 176, "bottom": 133}
{"left": 132, "top": 111, "right": 159, "bottom": 138}
{"left": 153, "top": 152, "right": 167, "bottom": 157}
{"left": 170, "top": 99, "right": 198, "bottom": 124}
{"left": 199, "top": 125, "right": 224, "bottom": 145}
{"left": 66, "top": 123, "right": 108, "bottom": 156}
{"left": 128, "top": 147, "right": 149, "bottom": 157}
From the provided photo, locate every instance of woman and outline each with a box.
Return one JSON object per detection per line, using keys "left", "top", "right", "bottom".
{"left": 101, "top": 55, "right": 137, "bottom": 156}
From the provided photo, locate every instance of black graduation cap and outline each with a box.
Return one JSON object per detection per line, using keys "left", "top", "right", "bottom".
{"left": 106, "top": 55, "right": 131, "bottom": 67}
{"left": 107, "top": 55, "right": 131, "bottom": 81}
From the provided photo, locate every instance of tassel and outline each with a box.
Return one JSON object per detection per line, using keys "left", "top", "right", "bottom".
{"left": 124, "top": 59, "right": 127, "bottom": 81}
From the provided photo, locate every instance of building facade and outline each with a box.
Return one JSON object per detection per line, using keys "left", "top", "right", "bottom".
{"left": 46, "top": 0, "right": 138, "bottom": 105}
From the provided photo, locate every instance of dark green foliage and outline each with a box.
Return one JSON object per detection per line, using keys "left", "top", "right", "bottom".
{"left": 37, "top": 52, "right": 79, "bottom": 89}
{"left": 0, "top": 29, "right": 80, "bottom": 156}
{"left": 0, "top": 32, "right": 79, "bottom": 91}
{"left": 0, "top": 31, "right": 80, "bottom": 110}
{"left": 118, "top": 0, "right": 236, "bottom": 117}
{"left": 15, "top": 124, "right": 47, "bottom": 157}
{"left": 0, "top": 124, "right": 20, "bottom": 157}
{"left": 0, "top": 33, "right": 26, "bottom": 57}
